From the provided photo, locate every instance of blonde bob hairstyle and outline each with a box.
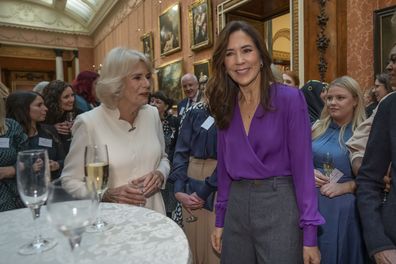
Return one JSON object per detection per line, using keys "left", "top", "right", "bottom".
{"left": 312, "top": 75, "right": 366, "bottom": 146}
{"left": 95, "top": 47, "right": 153, "bottom": 109}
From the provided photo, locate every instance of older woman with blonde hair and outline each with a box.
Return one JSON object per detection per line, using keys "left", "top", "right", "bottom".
{"left": 312, "top": 76, "right": 368, "bottom": 263}
{"left": 61, "top": 47, "right": 169, "bottom": 214}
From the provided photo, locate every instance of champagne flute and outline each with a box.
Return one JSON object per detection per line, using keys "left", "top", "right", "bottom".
{"left": 84, "top": 144, "right": 112, "bottom": 232}
{"left": 323, "top": 152, "right": 334, "bottom": 178}
{"left": 65, "top": 112, "right": 74, "bottom": 142}
{"left": 46, "top": 178, "right": 98, "bottom": 262}
{"left": 16, "top": 149, "right": 57, "bottom": 255}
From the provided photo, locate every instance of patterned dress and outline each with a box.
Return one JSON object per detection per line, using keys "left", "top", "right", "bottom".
{"left": 0, "top": 119, "right": 28, "bottom": 211}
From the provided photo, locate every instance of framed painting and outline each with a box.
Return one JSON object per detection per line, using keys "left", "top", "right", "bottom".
{"left": 374, "top": 5, "right": 396, "bottom": 75}
{"left": 189, "top": 0, "right": 212, "bottom": 51}
{"left": 159, "top": 3, "right": 182, "bottom": 56}
{"left": 141, "top": 32, "right": 154, "bottom": 60}
{"left": 193, "top": 59, "right": 211, "bottom": 89}
{"left": 157, "top": 59, "right": 184, "bottom": 101}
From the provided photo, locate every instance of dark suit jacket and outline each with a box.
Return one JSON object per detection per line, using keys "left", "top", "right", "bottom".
{"left": 177, "top": 97, "right": 189, "bottom": 116}
{"left": 357, "top": 92, "right": 396, "bottom": 257}
{"left": 177, "top": 91, "right": 202, "bottom": 117}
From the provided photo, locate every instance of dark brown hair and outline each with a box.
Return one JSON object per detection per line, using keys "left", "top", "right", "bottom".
{"left": 205, "top": 21, "right": 274, "bottom": 129}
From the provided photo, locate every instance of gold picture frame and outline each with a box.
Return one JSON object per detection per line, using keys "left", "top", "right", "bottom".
{"left": 157, "top": 59, "right": 184, "bottom": 101}
{"left": 141, "top": 32, "right": 154, "bottom": 60}
{"left": 193, "top": 59, "right": 211, "bottom": 88}
{"left": 159, "top": 3, "right": 182, "bottom": 56}
{"left": 189, "top": 0, "right": 212, "bottom": 51}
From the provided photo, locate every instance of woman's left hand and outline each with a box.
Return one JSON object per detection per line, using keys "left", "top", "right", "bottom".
{"left": 320, "top": 181, "right": 355, "bottom": 198}
{"left": 303, "top": 246, "right": 320, "bottom": 264}
{"left": 132, "top": 170, "right": 164, "bottom": 198}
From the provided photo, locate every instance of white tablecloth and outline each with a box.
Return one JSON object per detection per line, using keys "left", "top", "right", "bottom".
{"left": 0, "top": 203, "right": 191, "bottom": 264}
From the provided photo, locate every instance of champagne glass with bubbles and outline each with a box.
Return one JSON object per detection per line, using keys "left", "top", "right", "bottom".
{"left": 323, "top": 152, "right": 334, "bottom": 178}
{"left": 16, "top": 149, "right": 57, "bottom": 255}
{"left": 84, "top": 144, "right": 112, "bottom": 232}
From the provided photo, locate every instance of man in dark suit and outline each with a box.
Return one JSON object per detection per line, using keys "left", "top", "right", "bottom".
{"left": 177, "top": 73, "right": 200, "bottom": 117}
{"left": 357, "top": 44, "right": 396, "bottom": 264}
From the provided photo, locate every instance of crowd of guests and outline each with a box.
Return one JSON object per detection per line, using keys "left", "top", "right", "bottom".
{"left": 1, "top": 20, "right": 396, "bottom": 264}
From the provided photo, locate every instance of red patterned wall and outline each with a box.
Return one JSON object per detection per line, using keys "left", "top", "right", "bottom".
{"left": 347, "top": 0, "right": 395, "bottom": 90}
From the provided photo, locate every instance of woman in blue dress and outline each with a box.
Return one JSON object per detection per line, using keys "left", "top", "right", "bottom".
{"left": 312, "top": 76, "right": 368, "bottom": 263}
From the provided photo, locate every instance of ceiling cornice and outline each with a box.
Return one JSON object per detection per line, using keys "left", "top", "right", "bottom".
{"left": 0, "top": 0, "right": 119, "bottom": 36}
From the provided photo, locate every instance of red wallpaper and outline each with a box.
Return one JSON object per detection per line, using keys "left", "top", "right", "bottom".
{"left": 347, "top": 0, "right": 395, "bottom": 90}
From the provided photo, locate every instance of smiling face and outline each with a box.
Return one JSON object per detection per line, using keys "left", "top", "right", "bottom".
{"left": 224, "top": 30, "right": 261, "bottom": 90}
{"left": 181, "top": 75, "right": 199, "bottom": 100}
{"left": 326, "top": 85, "right": 357, "bottom": 126}
{"left": 30, "top": 95, "right": 47, "bottom": 123}
{"left": 119, "top": 61, "right": 152, "bottom": 109}
{"left": 385, "top": 44, "right": 396, "bottom": 88}
{"left": 59, "top": 86, "right": 75, "bottom": 112}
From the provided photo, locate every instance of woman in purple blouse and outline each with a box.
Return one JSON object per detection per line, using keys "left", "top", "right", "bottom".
{"left": 206, "top": 20, "right": 324, "bottom": 264}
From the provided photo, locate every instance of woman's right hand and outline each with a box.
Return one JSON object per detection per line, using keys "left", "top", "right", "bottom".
{"left": 102, "top": 184, "right": 146, "bottom": 205}
{"left": 211, "top": 227, "right": 223, "bottom": 254}
{"left": 314, "top": 169, "right": 329, "bottom": 187}
{"left": 54, "top": 122, "right": 71, "bottom": 135}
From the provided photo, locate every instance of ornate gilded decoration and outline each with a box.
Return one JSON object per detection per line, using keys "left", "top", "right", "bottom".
{"left": 316, "top": 0, "right": 330, "bottom": 82}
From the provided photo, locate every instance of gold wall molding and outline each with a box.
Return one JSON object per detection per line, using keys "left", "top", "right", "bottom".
{"left": 93, "top": 0, "right": 143, "bottom": 47}
{"left": 0, "top": 27, "right": 93, "bottom": 49}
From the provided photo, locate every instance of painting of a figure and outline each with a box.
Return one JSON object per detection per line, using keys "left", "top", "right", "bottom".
{"left": 157, "top": 60, "right": 183, "bottom": 101}
{"left": 190, "top": 0, "right": 212, "bottom": 51}
{"left": 159, "top": 3, "right": 181, "bottom": 56}
{"left": 141, "top": 32, "right": 153, "bottom": 60}
{"left": 193, "top": 59, "right": 211, "bottom": 91}
{"left": 374, "top": 5, "right": 396, "bottom": 74}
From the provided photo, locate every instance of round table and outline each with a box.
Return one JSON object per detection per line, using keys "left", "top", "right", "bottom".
{"left": 0, "top": 203, "right": 191, "bottom": 264}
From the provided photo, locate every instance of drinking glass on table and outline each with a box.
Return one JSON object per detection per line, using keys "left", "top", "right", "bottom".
{"left": 16, "top": 149, "right": 57, "bottom": 255}
{"left": 84, "top": 144, "right": 112, "bottom": 232}
{"left": 46, "top": 178, "right": 98, "bottom": 261}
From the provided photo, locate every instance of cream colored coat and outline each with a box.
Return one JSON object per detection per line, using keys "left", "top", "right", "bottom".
{"left": 61, "top": 104, "right": 169, "bottom": 214}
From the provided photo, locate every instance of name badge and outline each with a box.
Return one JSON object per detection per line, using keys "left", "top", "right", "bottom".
{"left": 0, "top": 138, "right": 10, "bottom": 148}
{"left": 329, "top": 168, "right": 344, "bottom": 183}
{"left": 38, "top": 137, "right": 53, "bottom": 148}
{"left": 179, "top": 107, "right": 185, "bottom": 115}
{"left": 201, "top": 116, "right": 215, "bottom": 130}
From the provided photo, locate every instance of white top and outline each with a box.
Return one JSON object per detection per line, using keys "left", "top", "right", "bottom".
{"left": 61, "top": 104, "right": 170, "bottom": 214}
{"left": 0, "top": 203, "right": 192, "bottom": 264}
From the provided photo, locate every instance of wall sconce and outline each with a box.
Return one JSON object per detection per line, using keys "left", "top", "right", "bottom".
{"left": 92, "top": 64, "right": 103, "bottom": 74}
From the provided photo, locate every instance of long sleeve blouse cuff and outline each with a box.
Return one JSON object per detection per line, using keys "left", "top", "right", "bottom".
{"left": 303, "top": 225, "right": 318, "bottom": 246}
{"left": 215, "top": 203, "right": 227, "bottom": 227}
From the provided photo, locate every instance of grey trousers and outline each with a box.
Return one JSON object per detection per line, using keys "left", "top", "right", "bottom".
{"left": 221, "top": 177, "right": 303, "bottom": 264}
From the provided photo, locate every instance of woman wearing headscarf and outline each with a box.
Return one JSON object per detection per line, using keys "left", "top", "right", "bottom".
{"left": 301, "top": 80, "right": 328, "bottom": 125}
